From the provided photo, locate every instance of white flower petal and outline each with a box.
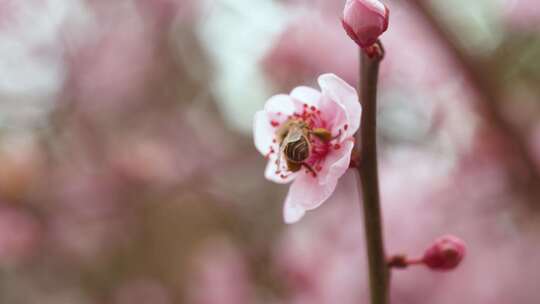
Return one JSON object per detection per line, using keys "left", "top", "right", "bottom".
{"left": 283, "top": 199, "right": 306, "bottom": 224}
{"left": 290, "top": 86, "right": 321, "bottom": 109}
{"left": 253, "top": 110, "right": 275, "bottom": 155}
{"left": 265, "top": 153, "right": 297, "bottom": 184}
{"left": 264, "top": 94, "right": 296, "bottom": 116}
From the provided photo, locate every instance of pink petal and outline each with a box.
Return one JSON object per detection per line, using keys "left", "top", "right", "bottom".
{"left": 285, "top": 171, "right": 339, "bottom": 210}
{"left": 253, "top": 111, "right": 275, "bottom": 155}
{"left": 265, "top": 153, "right": 297, "bottom": 184}
{"left": 283, "top": 200, "right": 306, "bottom": 224}
{"left": 283, "top": 170, "right": 359, "bottom": 223}
{"left": 317, "top": 140, "right": 355, "bottom": 185}
{"left": 318, "top": 94, "right": 347, "bottom": 134}
{"left": 290, "top": 86, "right": 322, "bottom": 110}
{"left": 318, "top": 74, "right": 361, "bottom": 138}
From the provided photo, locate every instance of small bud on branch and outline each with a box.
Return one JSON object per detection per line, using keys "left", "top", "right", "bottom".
{"left": 342, "top": 0, "right": 389, "bottom": 49}
{"left": 388, "top": 235, "right": 466, "bottom": 272}
{"left": 422, "top": 235, "right": 466, "bottom": 271}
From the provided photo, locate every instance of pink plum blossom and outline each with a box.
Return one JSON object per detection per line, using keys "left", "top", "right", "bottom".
{"left": 342, "top": 0, "right": 389, "bottom": 48}
{"left": 253, "top": 74, "right": 361, "bottom": 223}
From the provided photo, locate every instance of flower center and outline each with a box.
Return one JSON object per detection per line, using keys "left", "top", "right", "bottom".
{"left": 269, "top": 103, "right": 346, "bottom": 178}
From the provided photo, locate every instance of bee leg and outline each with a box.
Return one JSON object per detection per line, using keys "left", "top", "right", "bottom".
{"left": 302, "top": 163, "right": 317, "bottom": 177}
{"left": 311, "top": 128, "right": 332, "bottom": 142}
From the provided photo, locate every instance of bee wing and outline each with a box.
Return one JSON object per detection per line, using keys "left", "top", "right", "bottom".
{"left": 280, "top": 129, "right": 303, "bottom": 159}
{"left": 277, "top": 129, "right": 301, "bottom": 172}
{"left": 282, "top": 128, "right": 303, "bottom": 144}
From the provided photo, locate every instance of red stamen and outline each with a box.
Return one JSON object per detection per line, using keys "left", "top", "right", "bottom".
{"left": 270, "top": 120, "right": 279, "bottom": 127}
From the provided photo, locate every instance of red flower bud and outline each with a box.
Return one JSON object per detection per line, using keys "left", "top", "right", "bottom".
{"left": 422, "top": 235, "right": 466, "bottom": 271}
{"left": 342, "top": 0, "right": 389, "bottom": 48}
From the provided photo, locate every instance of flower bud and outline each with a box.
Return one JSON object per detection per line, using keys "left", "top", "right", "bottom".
{"left": 342, "top": 0, "right": 389, "bottom": 48}
{"left": 422, "top": 235, "right": 466, "bottom": 271}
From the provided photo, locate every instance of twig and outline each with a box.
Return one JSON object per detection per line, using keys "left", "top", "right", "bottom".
{"left": 356, "top": 41, "right": 389, "bottom": 304}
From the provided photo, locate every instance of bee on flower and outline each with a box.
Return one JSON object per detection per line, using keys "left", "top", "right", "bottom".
{"left": 253, "top": 74, "right": 361, "bottom": 223}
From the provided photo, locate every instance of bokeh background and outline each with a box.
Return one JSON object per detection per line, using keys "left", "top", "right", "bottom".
{"left": 0, "top": 0, "right": 539, "bottom": 303}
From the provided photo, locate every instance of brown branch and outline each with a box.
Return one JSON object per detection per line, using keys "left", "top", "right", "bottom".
{"left": 356, "top": 42, "right": 389, "bottom": 304}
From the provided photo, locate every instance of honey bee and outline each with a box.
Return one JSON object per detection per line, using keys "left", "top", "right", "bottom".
{"left": 276, "top": 120, "right": 332, "bottom": 174}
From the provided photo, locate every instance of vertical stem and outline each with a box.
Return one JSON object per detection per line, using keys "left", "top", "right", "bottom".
{"left": 356, "top": 43, "right": 389, "bottom": 304}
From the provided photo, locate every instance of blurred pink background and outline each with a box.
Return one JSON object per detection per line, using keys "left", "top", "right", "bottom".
{"left": 0, "top": 0, "right": 539, "bottom": 303}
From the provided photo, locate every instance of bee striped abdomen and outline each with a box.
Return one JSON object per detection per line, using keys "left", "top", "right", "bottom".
{"left": 283, "top": 137, "right": 310, "bottom": 163}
